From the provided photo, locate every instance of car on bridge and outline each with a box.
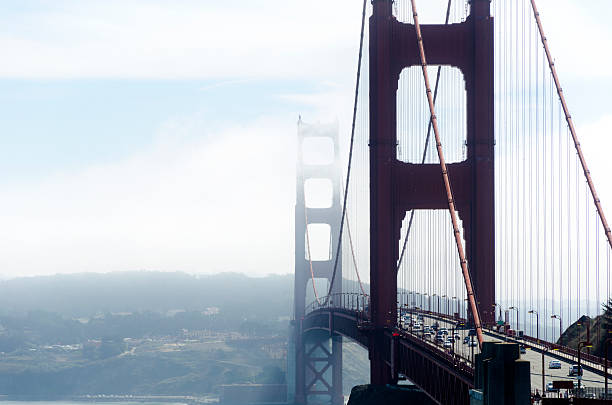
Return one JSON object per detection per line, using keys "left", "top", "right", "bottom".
{"left": 435, "top": 336, "right": 444, "bottom": 344}
{"left": 443, "top": 340, "right": 453, "bottom": 349}
{"left": 548, "top": 360, "right": 561, "bottom": 369}
{"left": 463, "top": 336, "right": 470, "bottom": 344}
{"left": 453, "top": 333, "right": 461, "bottom": 341}
{"left": 568, "top": 364, "right": 583, "bottom": 376}
{"left": 519, "top": 345, "right": 526, "bottom": 354}
{"left": 468, "top": 340, "right": 478, "bottom": 347}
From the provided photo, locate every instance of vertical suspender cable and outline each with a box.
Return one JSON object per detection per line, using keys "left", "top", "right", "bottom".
{"left": 521, "top": 0, "right": 527, "bottom": 333}
{"left": 503, "top": 0, "right": 509, "bottom": 315}
{"left": 530, "top": 0, "right": 612, "bottom": 252}
{"left": 528, "top": 5, "right": 534, "bottom": 336}
{"left": 535, "top": 21, "right": 540, "bottom": 337}
{"left": 341, "top": 182, "right": 368, "bottom": 296}
{"left": 325, "top": 0, "right": 367, "bottom": 301}
{"left": 576, "top": 143, "right": 580, "bottom": 320}
{"left": 567, "top": 123, "right": 571, "bottom": 330}
{"left": 511, "top": 0, "right": 516, "bottom": 324}
{"left": 409, "top": 0, "right": 484, "bottom": 347}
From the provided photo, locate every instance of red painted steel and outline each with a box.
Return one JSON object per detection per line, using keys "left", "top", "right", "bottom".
{"left": 369, "top": 0, "right": 495, "bottom": 383}
{"left": 369, "top": 0, "right": 399, "bottom": 385}
{"left": 303, "top": 306, "right": 474, "bottom": 405}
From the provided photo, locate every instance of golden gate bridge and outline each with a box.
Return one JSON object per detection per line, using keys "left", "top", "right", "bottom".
{"left": 291, "top": 0, "right": 612, "bottom": 403}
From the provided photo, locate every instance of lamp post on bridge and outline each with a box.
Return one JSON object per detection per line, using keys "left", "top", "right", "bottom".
{"left": 528, "top": 310, "right": 544, "bottom": 393}
{"left": 441, "top": 294, "right": 447, "bottom": 317}
{"left": 551, "top": 314, "right": 562, "bottom": 346}
{"left": 509, "top": 306, "right": 519, "bottom": 333}
{"left": 577, "top": 341, "right": 592, "bottom": 390}
{"left": 432, "top": 293, "right": 438, "bottom": 314}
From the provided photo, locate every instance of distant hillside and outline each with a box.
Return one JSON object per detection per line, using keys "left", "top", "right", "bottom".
{"left": 0, "top": 272, "right": 293, "bottom": 320}
{"left": 560, "top": 305, "right": 611, "bottom": 358}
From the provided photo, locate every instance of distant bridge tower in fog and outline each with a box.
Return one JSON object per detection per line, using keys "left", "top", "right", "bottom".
{"left": 289, "top": 119, "right": 343, "bottom": 405}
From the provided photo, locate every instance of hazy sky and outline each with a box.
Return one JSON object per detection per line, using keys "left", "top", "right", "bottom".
{"left": 1, "top": 0, "right": 612, "bottom": 279}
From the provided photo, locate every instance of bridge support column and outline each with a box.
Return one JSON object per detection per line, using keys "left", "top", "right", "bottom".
{"left": 471, "top": 342, "right": 531, "bottom": 405}
{"left": 369, "top": 0, "right": 398, "bottom": 385}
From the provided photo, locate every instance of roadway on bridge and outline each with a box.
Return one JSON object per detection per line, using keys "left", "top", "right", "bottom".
{"left": 408, "top": 314, "right": 606, "bottom": 393}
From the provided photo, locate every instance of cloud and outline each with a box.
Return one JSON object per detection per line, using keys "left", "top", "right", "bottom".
{"left": 0, "top": 114, "right": 298, "bottom": 277}
{"left": 578, "top": 114, "right": 612, "bottom": 217}
{"left": 0, "top": 0, "right": 555, "bottom": 81}
{"left": 1, "top": 0, "right": 611, "bottom": 281}
{"left": 0, "top": 0, "right": 363, "bottom": 80}
{"left": 531, "top": 0, "right": 612, "bottom": 79}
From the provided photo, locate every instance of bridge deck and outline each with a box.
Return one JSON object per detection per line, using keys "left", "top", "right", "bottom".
{"left": 303, "top": 306, "right": 611, "bottom": 402}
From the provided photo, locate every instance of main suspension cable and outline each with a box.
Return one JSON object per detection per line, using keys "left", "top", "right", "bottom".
{"left": 530, "top": 0, "right": 612, "bottom": 251}
{"left": 325, "top": 0, "right": 368, "bottom": 301}
{"left": 410, "top": 0, "right": 484, "bottom": 347}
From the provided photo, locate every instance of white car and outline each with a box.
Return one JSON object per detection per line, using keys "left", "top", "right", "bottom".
{"left": 548, "top": 360, "right": 561, "bottom": 369}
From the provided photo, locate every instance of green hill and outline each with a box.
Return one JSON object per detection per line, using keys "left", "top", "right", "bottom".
{"left": 559, "top": 301, "right": 612, "bottom": 358}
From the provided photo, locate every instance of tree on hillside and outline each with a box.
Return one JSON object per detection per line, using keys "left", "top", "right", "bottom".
{"left": 602, "top": 299, "right": 612, "bottom": 331}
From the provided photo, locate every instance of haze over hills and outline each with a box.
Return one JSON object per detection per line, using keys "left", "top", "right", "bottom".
{"left": 0, "top": 271, "right": 370, "bottom": 397}
{"left": 0, "top": 271, "right": 293, "bottom": 319}
{"left": 0, "top": 272, "right": 294, "bottom": 397}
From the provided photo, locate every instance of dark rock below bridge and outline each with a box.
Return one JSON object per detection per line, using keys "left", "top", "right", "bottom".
{"left": 347, "top": 384, "right": 436, "bottom": 405}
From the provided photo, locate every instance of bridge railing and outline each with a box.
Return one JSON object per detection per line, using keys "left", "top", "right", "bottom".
{"left": 304, "top": 293, "right": 480, "bottom": 377}
{"left": 305, "top": 293, "right": 370, "bottom": 320}
{"left": 308, "top": 294, "right": 610, "bottom": 370}
{"left": 411, "top": 306, "right": 612, "bottom": 373}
